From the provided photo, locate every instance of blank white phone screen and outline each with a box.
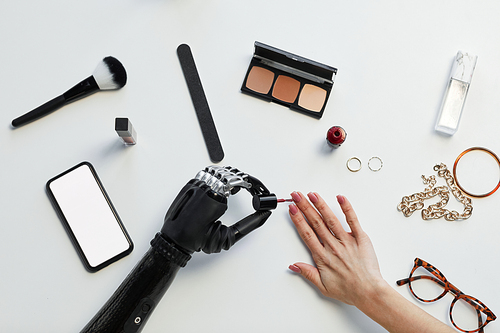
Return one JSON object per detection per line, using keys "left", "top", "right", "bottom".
{"left": 48, "top": 163, "right": 130, "bottom": 268}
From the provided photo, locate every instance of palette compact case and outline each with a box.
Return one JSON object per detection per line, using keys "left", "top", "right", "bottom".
{"left": 241, "top": 41, "right": 337, "bottom": 119}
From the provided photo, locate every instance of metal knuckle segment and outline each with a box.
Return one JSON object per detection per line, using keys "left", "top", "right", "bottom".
{"left": 195, "top": 165, "right": 252, "bottom": 197}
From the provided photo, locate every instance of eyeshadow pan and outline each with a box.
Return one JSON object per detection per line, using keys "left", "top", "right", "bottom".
{"left": 246, "top": 66, "right": 275, "bottom": 94}
{"left": 272, "top": 75, "right": 300, "bottom": 103}
{"left": 298, "top": 84, "right": 327, "bottom": 112}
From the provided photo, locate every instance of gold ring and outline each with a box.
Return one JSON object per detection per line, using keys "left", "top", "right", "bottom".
{"left": 368, "top": 156, "right": 383, "bottom": 172}
{"left": 453, "top": 147, "right": 500, "bottom": 198}
{"left": 347, "top": 157, "right": 362, "bottom": 172}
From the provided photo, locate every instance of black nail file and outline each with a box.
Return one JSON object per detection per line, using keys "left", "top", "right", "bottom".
{"left": 177, "top": 44, "right": 224, "bottom": 163}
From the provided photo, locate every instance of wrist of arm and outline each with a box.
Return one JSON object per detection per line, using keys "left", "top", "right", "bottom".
{"left": 354, "top": 280, "right": 455, "bottom": 333}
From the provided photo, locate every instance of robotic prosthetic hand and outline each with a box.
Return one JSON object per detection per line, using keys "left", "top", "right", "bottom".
{"left": 81, "top": 166, "right": 274, "bottom": 333}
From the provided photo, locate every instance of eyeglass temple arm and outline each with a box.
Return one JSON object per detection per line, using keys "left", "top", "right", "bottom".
{"left": 396, "top": 277, "right": 486, "bottom": 310}
{"left": 396, "top": 275, "right": 446, "bottom": 288}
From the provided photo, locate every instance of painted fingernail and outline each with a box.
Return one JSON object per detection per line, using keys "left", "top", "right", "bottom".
{"left": 289, "top": 204, "right": 298, "bottom": 215}
{"left": 337, "top": 195, "right": 345, "bottom": 204}
{"left": 291, "top": 191, "right": 301, "bottom": 203}
{"left": 307, "top": 192, "right": 318, "bottom": 204}
{"left": 289, "top": 264, "right": 301, "bottom": 273}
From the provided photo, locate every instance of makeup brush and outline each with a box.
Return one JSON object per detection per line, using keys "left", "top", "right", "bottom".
{"left": 11, "top": 56, "right": 127, "bottom": 128}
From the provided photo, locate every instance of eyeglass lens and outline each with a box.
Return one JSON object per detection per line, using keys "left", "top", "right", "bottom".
{"left": 410, "top": 266, "right": 446, "bottom": 301}
{"left": 451, "top": 296, "right": 486, "bottom": 332}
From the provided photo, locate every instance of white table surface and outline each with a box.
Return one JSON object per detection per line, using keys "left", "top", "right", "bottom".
{"left": 1, "top": 1, "right": 499, "bottom": 332}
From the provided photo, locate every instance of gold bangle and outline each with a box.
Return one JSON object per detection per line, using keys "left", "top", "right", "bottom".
{"left": 453, "top": 147, "right": 500, "bottom": 198}
{"left": 347, "top": 157, "right": 362, "bottom": 172}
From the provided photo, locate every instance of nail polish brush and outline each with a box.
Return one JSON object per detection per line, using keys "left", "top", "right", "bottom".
{"left": 11, "top": 56, "right": 127, "bottom": 128}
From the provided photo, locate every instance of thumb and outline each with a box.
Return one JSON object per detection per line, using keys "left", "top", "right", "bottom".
{"left": 289, "top": 263, "right": 324, "bottom": 291}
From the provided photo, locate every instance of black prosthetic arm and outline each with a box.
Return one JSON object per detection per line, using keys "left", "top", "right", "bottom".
{"left": 80, "top": 166, "right": 274, "bottom": 333}
{"left": 80, "top": 234, "right": 190, "bottom": 333}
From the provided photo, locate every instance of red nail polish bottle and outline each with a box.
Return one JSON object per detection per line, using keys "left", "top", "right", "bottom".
{"left": 326, "top": 126, "right": 347, "bottom": 148}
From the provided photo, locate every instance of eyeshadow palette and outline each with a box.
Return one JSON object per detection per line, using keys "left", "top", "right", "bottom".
{"left": 241, "top": 41, "right": 337, "bottom": 119}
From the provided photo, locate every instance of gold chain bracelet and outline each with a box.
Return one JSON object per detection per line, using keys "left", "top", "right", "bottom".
{"left": 397, "top": 163, "right": 473, "bottom": 221}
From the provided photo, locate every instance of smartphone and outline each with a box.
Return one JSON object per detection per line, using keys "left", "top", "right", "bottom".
{"left": 46, "top": 162, "right": 133, "bottom": 272}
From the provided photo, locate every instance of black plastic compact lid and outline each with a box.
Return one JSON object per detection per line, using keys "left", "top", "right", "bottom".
{"left": 253, "top": 41, "right": 337, "bottom": 85}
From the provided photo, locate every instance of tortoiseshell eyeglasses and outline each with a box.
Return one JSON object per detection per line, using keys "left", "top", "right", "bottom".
{"left": 397, "top": 258, "right": 496, "bottom": 333}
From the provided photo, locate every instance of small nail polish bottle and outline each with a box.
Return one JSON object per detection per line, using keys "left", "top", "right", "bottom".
{"left": 326, "top": 126, "right": 347, "bottom": 148}
{"left": 115, "top": 118, "right": 137, "bottom": 145}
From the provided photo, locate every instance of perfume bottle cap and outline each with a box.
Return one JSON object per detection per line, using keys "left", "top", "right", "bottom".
{"left": 450, "top": 51, "right": 477, "bottom": 84}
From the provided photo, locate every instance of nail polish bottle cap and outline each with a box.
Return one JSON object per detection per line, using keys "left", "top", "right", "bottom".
{"left": 326, "top": 126, "right": 347, "bottom": 147}
{"left": 115, "top": 117, "right": 137, "bottom": 145}
{"left": 252, "top": 194, "right": 278, "bottom": 211}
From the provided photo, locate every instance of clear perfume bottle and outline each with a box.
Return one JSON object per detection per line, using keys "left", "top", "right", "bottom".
{"left": 435, "top": 51, "right": 477, "bottom": 136}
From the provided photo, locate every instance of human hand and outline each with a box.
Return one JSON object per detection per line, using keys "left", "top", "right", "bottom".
{"left": 288, "top": 192, "right": 457, "bottom": 332}
{"left": 288, "top": 192, "right": 387, "bottom": 307}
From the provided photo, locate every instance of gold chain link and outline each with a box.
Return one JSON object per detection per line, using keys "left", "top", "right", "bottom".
{"left": 397, "top": 163, "right": 473, "bottom": 221}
